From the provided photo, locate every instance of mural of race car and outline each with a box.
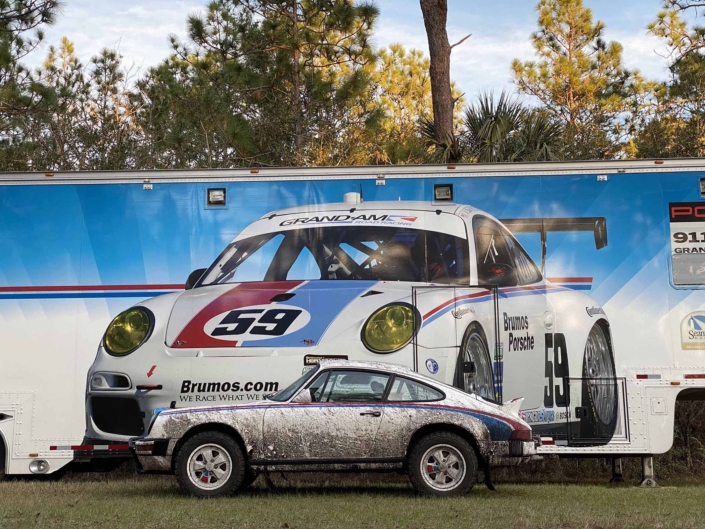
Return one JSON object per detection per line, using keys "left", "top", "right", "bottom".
{"left": 86, "top": 198, "right": 618, "bottom": 446}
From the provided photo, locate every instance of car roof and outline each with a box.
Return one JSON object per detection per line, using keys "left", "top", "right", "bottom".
{"left": 316, "top": 359, "right": 440, "bottom": 383}
{"left": 265, "top": 201, "right": 481, "bottom": 218}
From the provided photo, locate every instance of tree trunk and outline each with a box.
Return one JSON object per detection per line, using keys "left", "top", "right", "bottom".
{"left": 292, "top": 0, "right": 302, "bottom": 161}
{"left": 419, "top": 0, "right": 455, "bottom": 156}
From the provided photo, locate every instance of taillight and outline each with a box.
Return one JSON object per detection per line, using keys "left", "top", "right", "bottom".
{"left": 509, "top": 428, "right": 532, "bottom": 441}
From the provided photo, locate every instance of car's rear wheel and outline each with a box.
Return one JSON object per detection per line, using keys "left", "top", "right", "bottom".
{"left": 408, "top": 432, "right": 477, "bottom": 496}
{"left": 0, "top": 438, "right": 5, "bottom": 480}
{"left": 175, "top": 431, "right": 246, "bottom": 497}
{"left": 454, "top": 323, "right": 494, "bottom": 399}
{"left": 580, "top": 322, "right": 618, "bottom": 442}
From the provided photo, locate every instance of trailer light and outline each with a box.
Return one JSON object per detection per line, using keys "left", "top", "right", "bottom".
{"left": 104, "top": 308, "right": 153, "bottom": 356}
{"left": 207, "top": 188, "right": 226, "bottom": 206}
{"left": 685, "top": 374, "right": 705, "bottom": 379}
{"left": 29, "top": 459, "right": 49, "bottom": 474}
{"left": 434, "top": 184, "right": 453, "bottom": 202}
{"left": 362, "top": 303, "right": 418, "bottom": 354}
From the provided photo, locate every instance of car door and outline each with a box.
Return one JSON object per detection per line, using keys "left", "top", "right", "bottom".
{"left": 262, "top": 370, "right": 390, "bottom": 461}
{"left": 370, "top": 376, "right": 446, "bottom": 458}
{"left": 473, "top": 216, "right": 551, "bottom": 410}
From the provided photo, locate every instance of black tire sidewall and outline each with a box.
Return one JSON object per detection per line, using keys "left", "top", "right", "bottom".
{"left": 408, "top": 432, "right": 477, "bottom": 496}
{"left": 454, "top": 322, "right": 493, "bottom": 397}
{"left": 0, "top": 438, "right": 5, "bottom": 480}
{"left": 175, "top": 431, "right": 246, "bottom": 497}
{"left": 580, "top": 321, "right": 618, "bottom": 443}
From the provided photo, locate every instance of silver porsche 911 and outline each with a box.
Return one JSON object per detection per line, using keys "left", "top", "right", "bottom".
{"left": 130, "top": 360, "right": 536, "bottom": 497}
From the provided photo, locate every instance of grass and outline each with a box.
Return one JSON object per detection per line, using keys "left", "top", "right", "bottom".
{"left": 0, "top": 471, "right": 704, "bottom": 529}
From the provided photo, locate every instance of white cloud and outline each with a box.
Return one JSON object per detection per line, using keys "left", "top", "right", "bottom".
{"left": 373, "top": 20, "right": 535, "bottom": 99}
{"left": 24, "top": 0, "right": 203, "bottom": 74}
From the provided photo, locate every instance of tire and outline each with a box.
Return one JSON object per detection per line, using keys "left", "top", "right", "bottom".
{"left": 408, "top": 432, "right": 477, "bottom": 496}
{"left": 242, "top": 469, "right": 258, "bottom": 489}
{"left": 580, "top": 322, "right": 618, "bottom": 442}
{"left": 454, "top": 323, "right": 494, "bottom": 400}
{"left": 174, "top": 431, "right": 246, "bottom": 498}
{"left": 0, "top": 438, "right": 5, "bottom": 481}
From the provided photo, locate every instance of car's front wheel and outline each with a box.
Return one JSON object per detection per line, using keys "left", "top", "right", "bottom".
{"left": 174, "top": 431, "right": 246, "bottom": 497}
{"left": 408, "top": 432, "right": 477, "bottom": 496}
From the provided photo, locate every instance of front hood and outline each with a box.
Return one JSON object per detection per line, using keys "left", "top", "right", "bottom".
{"left": 166, "top": 280, "right": 401, "bottom": 349}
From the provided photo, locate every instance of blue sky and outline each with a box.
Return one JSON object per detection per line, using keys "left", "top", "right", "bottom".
{"left": 25, "top": 0, "right": 694, "bottom": 101}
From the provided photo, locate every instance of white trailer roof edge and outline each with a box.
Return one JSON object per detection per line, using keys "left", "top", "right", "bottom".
{"left": 1, "top": 158, "right": 705, "bottom": 185}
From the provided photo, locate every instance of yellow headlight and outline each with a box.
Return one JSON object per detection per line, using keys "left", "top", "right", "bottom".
{"left": 104, "top": 308, "right": 152, "bottom": 355}
{"left": 362, "top": 304, "right": 417, "bottom": 353}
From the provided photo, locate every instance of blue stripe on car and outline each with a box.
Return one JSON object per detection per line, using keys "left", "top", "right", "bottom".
{"left": 239, "top": 280, "right": 378, "bottom": 347}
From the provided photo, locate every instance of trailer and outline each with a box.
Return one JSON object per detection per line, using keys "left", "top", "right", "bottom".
{"left": 1, "top": 159, "right": 705, "bottom": 483}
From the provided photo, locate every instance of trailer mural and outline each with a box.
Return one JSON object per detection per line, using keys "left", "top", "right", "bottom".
{"left": 1, "top": 164, "right": 705, "bottom": 474}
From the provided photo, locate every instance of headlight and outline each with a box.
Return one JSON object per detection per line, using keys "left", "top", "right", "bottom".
{"left": 104, "top": 307, "right": 153, "bottom": 356}
{"left": 362, "top": 303, "right": 419, "bottom": 353}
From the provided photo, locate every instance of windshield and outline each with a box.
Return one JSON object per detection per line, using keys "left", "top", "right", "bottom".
{"left": 269, "top": 365, "right": 320, "bottom": 402}
{"left": 200, "top": 226, "right": 469, "bottom": 285}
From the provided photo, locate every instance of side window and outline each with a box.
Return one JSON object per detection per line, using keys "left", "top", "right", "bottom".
{"left": 318, "top": 371, "right": 390, "bottom": 403}
{"left": 473, "top": 217, "right": 518, "bottom": 287}
{"left": 504, "top": 234, "right": 542, "bottom": 285}
{"left": 387, "top": 377, "right": 443, "bottom": 402}
{"left": 307, "top": 371, "right": 329, "bottom": 402}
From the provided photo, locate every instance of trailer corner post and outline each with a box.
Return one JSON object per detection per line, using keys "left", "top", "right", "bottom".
{"left": 639, "top": 456, "right": 657, "bottom": 488}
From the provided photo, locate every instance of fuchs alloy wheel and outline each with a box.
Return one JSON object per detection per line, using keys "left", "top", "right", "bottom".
{"left": 175, "top": 432, "right": 246, "bottom": 497}
{"left": 580, "top": 322, "right": 618, "bottom": 443}
{"left": 408, "top": 432, "right": 477, "bottom": 496}
{"left": 454, "top": 323, "right": 494, "bottom": 399}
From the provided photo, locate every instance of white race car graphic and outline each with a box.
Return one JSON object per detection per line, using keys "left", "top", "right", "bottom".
{"left": 86, "top": 200, "right": 617, "bottom": 446}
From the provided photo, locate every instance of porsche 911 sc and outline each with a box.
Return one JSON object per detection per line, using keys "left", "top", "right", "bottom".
{"left": 130, "top": 360, "right": 536, "bottom": 497}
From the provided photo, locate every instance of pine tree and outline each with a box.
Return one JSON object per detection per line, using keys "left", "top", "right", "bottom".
{"left": 511, "top": 0, "right": 631, "bottom": 159}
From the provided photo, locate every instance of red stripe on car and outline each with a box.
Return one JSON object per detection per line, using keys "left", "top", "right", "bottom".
{"left": 170, "top": 281, "right": 305, "bottom": 348}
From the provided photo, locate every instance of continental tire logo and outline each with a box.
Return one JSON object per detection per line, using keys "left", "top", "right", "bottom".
{"left": 681, "top": 312, "right": 705, "bottom": 350}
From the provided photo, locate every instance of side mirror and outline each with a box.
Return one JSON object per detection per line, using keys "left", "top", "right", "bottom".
{"left": 292, "top": 389, "right": 312, "bottom": 404}
{"left": 185, "top": 268, "right": 207, "bottom": 290}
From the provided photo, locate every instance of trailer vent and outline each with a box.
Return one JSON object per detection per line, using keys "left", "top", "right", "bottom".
{"left": 91, "top": 397, "right": 144, "bottom": 436}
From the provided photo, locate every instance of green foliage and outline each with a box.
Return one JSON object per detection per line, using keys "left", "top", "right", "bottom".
{"left": 634, "top": 3, "right": 705, "bottom": 158}
{"left": 134, "top": 0, "right": 381, "bottom": 168}
{"left": 511, "top": 0, "right": 633, "bottom": 159}
{"left": 462, "top": 91, "right": 562, "bottom": 163}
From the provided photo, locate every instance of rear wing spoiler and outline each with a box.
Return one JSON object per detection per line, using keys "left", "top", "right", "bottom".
{"left": 499, "top": 217, "right": 608, "bottom": 273}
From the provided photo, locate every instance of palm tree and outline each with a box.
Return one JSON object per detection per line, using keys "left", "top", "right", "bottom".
{"left": 462, "top": 91, "right": 562, "bottom": 163}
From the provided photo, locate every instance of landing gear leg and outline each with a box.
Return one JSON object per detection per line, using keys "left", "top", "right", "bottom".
{"left": 609, "top": 458, "right": 623, "bottom": 483}
{"left": 639, "top": 456, "right": 657, "bottom": 488}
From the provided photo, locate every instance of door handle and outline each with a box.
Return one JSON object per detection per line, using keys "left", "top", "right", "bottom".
{"left": 360, "top": 411, "right": 381, "bottom": 417}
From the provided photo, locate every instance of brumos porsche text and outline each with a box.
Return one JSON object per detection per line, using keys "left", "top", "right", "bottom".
{"left": 504, "top": 312, "right": 535, "bottom": 351}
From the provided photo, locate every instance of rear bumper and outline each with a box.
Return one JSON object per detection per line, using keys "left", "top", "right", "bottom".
{"left": 483, "top": 440, "right": 536, "bottom": 466}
